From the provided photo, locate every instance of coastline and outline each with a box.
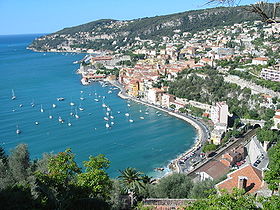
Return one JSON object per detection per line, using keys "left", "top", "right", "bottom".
{"left": 107, "top": 79, "right": 209, "bottom": 175}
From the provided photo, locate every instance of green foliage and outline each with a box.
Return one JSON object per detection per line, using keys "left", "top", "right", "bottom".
{"left": 264, "top": 141, "right": 280, "bottom": 194}
{"left": 189, "top": 179, "right": 216, "bottom": 199}
{"left": 77, "top": 155, "right": 112, "bottom": 198}
{"left": 257, "top": 129, "right": 279, "bottom": 143}
{"left": 202, "top": 142, "right": 218, "bottom": 153}
{"left": 185, "top": 188, "right": 258, "bottom": 210}
{"left": 150, "top": 173, "right": 193, "bottom": 198}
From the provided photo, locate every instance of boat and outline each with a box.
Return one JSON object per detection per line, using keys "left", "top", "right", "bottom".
{"left": 68, "top": 119, "right": 72, "bottom": 126}
{"left": 19, "top": 104, "right": 23, "bottom": 107}
{"left": 111, "top": 122, "right": 114, "bottom": 125}
{"left": 11, "top": 89, "right": 16, "bottom": 100}
{"left": 58, "top": 116, "right": 64, "bottom": 123}
{"left": 140, "top": 117, "right": 144, "bottom": 120}
{"left": 105, "top": 123, "right": 110, "bottom": 128}
{"left": 49, "top": 115, "right": 53, "bottom": 119}
{"left": 117, "top": 111, "right": 121, "bottom": 114}
{"left": 80, "top": 97, "right": 85, "bottom": 101}
{"left": 106, "top": 107, "right": 111, "bottom": 112}
{"left": 104, "top": 117, "right": 109, "bottom": 121}
{"left": 52, "top": 104, "right": 57, "bottom": 108}
{"left": 79, "top": 107, "right": 84, "bottom": 111}
{"left": 106, "top": 112, "right": 110, "bottom": 116}
{"left": 108, "top": 90, "right": 112, "bottom": 94}
{"left": 110, "top": 116, "right": 114, "bottom": 119}
{"left": 16, "top": 125, "right": 21, "bottom": 134}
{"left": 125, "top": 113, "right": 130, "bottom": 117}
{"left": 40, "top": 105, "right": 44, "bottom": 113}
{"left": 139, "top": 110, "right": 142, "bottom": 112}
{"left": 75, "top": 108, "right": 79, "bottom": 119}
{"left": 94, "top": 99, "right": 99, "bottom": 102}
{"left": 127, "top": 104, "right": 131, "bottom": 107}
{"left": 145, "top": 112, "right": 149, "bottom": 115}
{"left": 70, "top": 102, "right": 75, "bottom": 106}
{"left": 57, "top": 97, "right": 65, "bottom": 101}
{"left": 129, "top": 119, "right": 134, "bottom": 123}
{"left": 35, "top": 121, "right": 39, "bottom": 125}
{"left": 31, "top": 99, "right": 35, "bottom": 107}
{"left": 102, "top": 103, "right": 107, "bottom": 108}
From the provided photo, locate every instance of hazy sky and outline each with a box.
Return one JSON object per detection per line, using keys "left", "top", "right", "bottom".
{"left": 0, "top": 0, "right": 277, "bottom": 35}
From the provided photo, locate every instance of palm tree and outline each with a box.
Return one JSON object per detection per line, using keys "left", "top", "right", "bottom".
{"left": 118, "top": 167, "right": 144, "bottom": 206}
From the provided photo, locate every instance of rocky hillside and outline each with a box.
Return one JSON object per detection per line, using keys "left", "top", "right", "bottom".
{"left": 29, "top": 5, "right": 260, "bottom": 51}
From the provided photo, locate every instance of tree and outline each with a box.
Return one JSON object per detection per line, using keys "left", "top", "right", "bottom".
{"left": 152, "top": 173, "right": 193, "bottom": 198}
{"left": 207, "top": 1, "right": 280, "bottom": 23}
{"left": 77, "top": 154, "right": 112, "bottom": 198}
{"left": 264, "top": 141, "right": 280, "bottom": 195}
{"left": 189, "top": 179, "right": 216, "bottom": 199}
{"left": 185, "top": 188, "right": 258, "bottom": 209}
{"left": 118, "top": 167, "right": 144, "bottom": 206}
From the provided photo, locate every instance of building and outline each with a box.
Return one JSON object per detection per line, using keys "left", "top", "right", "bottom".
{"left": 252, "top": 57, "right": 268, "bottom": 65}
{"left": 210, "top": 102, "right": 229, "bottom": 125}
{"left": 196, "top": 160, "right": 230, "bottom": 181}
{"left": 216, "top": 164, "right": 263, "bottom": 194}
{"left": 147, "top": 88, "right": 165, "bottom": 104}
{"left": 272, "top": 109, "right": 280, "bottom": 130}
{"left": 220, "top": 145, "right": 246, "bottom": 167}
{"left": 260, "top": 64, "right": 280, "bottom": 82}
{"left": 161, "top": 93, "right": 175, "bottom": 108}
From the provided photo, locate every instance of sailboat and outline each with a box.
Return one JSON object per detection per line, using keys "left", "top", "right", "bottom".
{"left": 40, "top": 105, "right": 44, "bottom": 112}
{"left": 11, "top": 89, "right": 16, "bottom": 100}
{"left": 31, "top": 99, "right": 35, "bottom": 107}
{"left": 16, "top": 125, "right": 21, "bottom": 134}
{"left": 52, "top": 104, "right": 57, "bottom": 108}
{"left": 75, "top": 108, "right": 80, "bottom": 119}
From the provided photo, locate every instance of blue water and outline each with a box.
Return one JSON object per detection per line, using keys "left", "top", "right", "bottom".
{"left": 0, "top": 34, "right": 196, "bottom": 177}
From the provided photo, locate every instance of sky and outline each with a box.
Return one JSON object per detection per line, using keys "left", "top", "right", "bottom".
{"left": 0, "top": 0, "right": 278, "bottom": 35}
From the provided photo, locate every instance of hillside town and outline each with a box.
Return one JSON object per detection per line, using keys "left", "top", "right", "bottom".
{"left": 74, "top": 19, "right": 280, "bottom": 202}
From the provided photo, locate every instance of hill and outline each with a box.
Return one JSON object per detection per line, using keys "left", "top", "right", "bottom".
{"left": 28, "top": 5, "right": 260, "bottom": 51}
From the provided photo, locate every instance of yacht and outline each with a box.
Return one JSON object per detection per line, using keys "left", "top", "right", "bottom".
{"left": 110, "top": 116, "right": 114, "bottom": 119}
{"left": 11, "top": 89, "right": 16, "bottom": 100}
{"left": 104, "top": 117, "right": 109, "bottom": 121}
{"left": 35, "top": 121, "right": 39, "bottom": 125}
{"left": 140, "top": 117, "right": 144, "bottom": 120}
{"left": 75, "top": 108, "right": 79, "bottom": 119}
{"left": 129, "top": 119, "right": 134, "bottom": 123}
{"left": 57, "top": 97, "right": 65, "bottom": 101}
{"left": 70, "top": 102, "right": 75, "bottom": 106}
{"left": 19, "top": 104, "right": 23, "bottom": 107}
{"left": 125, "top": 113, "right": 130, "bottom": 117}
{"left": 40, "top": 105, "right": 44, "bottom": 113}
{"left": 58, "top": 116, "right": 64, "bottom": 123}
{"left": 105, "top": 123, "right": 110, "bottom": 128}
{"left": 52, "top": 104, "right": 57, "bottom": 108}
{"left": 94, "top": 99, "right": 99, "bottom": 102}
{"left": 16, "top": 125, "right": 21, "bottom": 134}
{"left": 49, "top": 115, "right": 53, "bottom": 119}
{"left": 106, "top": 107, "right": 111, "bottom": 112}
{"left": 102, "top": 103, "right": 107, "bottom": 108}
{"left": 111, "top": 122, "right": 114, "bottom": 125}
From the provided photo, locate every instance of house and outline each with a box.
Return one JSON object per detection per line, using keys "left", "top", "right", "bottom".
{"left": 147, "top": 88, "right": 165, "bottom": 104}
{"left": 196, "top": 160, "right": 230, "bottom": 181}
{"left": 220, "top": 145, "right": 246, "bottom": 167}
{"left": 215, "top": 164, "right": 263, "bottom": 194}
{"left": 272, "top": 109, "right": 280, "bottom": 130}
{"left": 252, "top": 57, "right": 268, "bottom": 65}
{"left": 161, "top": 93, "right": 175, "bottom": 108}
{"left": 260, "top": 64, "right": 280, "bottom": 82}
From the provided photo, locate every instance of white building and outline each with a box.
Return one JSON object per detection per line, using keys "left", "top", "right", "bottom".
{"left": 260, "top": 64, "right": 280, "bottom": 82}
{"left": 252, "top": 57, "right": 268, "bottom": 65}
{"left": 210, "top": 102, "right": 229, "bottom": 125}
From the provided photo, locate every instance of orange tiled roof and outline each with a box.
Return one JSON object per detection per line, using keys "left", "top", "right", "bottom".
{"left": 216, "top": 164, "right": 263, "bottom": 194}
{"left": 253, "top": 57, "right": 268, "bottom": 61}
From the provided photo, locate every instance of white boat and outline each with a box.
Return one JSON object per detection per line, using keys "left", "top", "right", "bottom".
{"left": 106, "top": 112, "right": 110, "bottom": 116}
{"left": 139, "top": 110, "right": 142, "bottom": 112}
{"left": 35, "top": 121, "right": 39, "bottom": 125}
{"left": 57, "top": 97, "right": 65, "bottom": 101}
{"left": 127, "top": 104, "right": 131, "bottom": 107}
{"left": 58, "top": 116, "right": 64, "bottom": 123}
{"left": 117, "top": 111, "right": 121, "bottom": 114}
{"left": 111, "top": 122, "right": 114, "bottom": 125}
{"left": 75, "top": 109, "right": 79, "bottom": 119}
{"left": 31, "top": 100, "right": 35, "bottom": 107}
{"left": 125, "top": 113, "right": 130, "bottom": 117}
{"left": 106, "top": 107, "right": 111, "bottom": 112}
{"left": 94, "top": 99, "right": 99, "bottom": 102}
{"left": 40, "top": 105, "right": 44, "bottom": 113}
{"left": 102, "top": 103, "right": 107, "bottom": 108}
{"left": 80, "top": 90, "right": 83, "bottom": 93}
{"left": 49, "top": 115, "right": 53, "bottom": 119}
{"left": 140, "top": 117, "right": 144, "bottom": 120}
{"left": 105, "top": 123, "right": 110, "bottom": 128}
{"left": 110, "top": 116, "right": 114, "bottom": 119}
{"left": 129, "top": 119, "right": 134, "bottom": 123}
{"left": 145, "top": 112, "right": 149, "bottom": 115}
{"left": 52, "top": 104, "right": 57, "bottom": 108}
{"left": 108, "top": 90, "right": 112, "bottom": 94}
{"left": 80, "top": 97, "right": 85, "bottom": 101}
{"left": 70, "top": 102, "right": 75, "bottom": 106}
{"left": 79, "top": 107, "right": 84, "bottom": 111}
{"left": 19, "top": 104, "right": 23, "bottom": 107}
{"left": 68, "top": 120, "right": 72, "bottom": 126}
{"left": 16, "top": 125, "right": 21, "bottom": 134}
{"left": 11, "top": 89, "right": 16, "bottom": 100}
{"left": 104, "top": 117, "right": 109, "bottom": 121}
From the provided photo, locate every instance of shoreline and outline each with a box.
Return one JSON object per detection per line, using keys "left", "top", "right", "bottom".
{"left": 107, "top": 79, "right": 209, "bottom": 175}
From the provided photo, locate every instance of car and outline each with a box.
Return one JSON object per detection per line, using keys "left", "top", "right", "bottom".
{"left": 256, "top": 160, "right": 261, "bottom": 164}
{"left": 253, "top": 162, "right": 258, "bottom": 167}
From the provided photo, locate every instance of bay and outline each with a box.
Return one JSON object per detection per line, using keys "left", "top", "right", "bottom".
{"left": 0, "top": 34, "right": 196, "bottom": 177}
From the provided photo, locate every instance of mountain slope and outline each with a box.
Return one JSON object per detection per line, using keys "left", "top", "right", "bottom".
{"left": 29, "top": 5, "right": 260, "bottom": 51}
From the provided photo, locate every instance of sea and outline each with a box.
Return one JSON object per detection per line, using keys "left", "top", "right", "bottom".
{"left": 0, "top": 34, "right": 196, "bottom": 177}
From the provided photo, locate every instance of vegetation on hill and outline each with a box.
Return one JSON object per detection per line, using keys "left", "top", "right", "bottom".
{"left": 29, "top": 5, "right": 261, "bottom": 51}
